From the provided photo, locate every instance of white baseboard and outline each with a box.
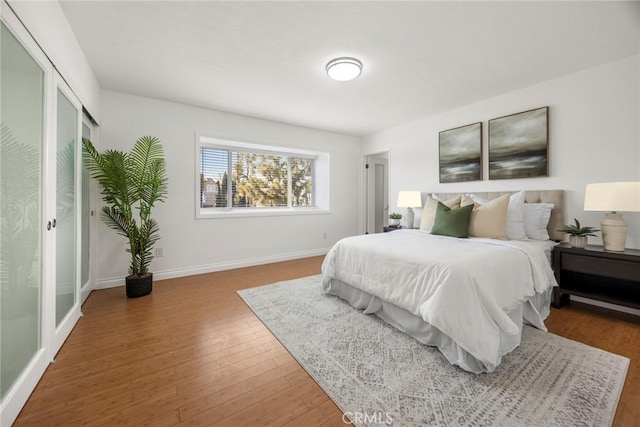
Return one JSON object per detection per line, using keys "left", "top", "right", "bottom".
{"left": 93, "top": 248, "right": 330, "bottom": 290}
{"left": 571, "top": 296, "right": 640, "bottom": 317}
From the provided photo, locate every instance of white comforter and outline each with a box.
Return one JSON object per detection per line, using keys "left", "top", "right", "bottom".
{"left": 321, "top": 230, "right": 557, "bottom": 371}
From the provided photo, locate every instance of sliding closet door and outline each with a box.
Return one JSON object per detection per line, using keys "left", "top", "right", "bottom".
{"left": 80, "top": 118, "right": 95, "bottom": 304}
{"left": 50, "top": 78, "right": 82, "bottom": 356}
{"left": 1, "top": 3, "right": 87, "bottom": 423}
{"left": 0, "top": 15, "right": 44, "bottom": 398}
{"left": 0, "top": 8, "right": 52, "bottom": 425}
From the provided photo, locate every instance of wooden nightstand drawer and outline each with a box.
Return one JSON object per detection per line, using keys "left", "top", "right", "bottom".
{"left": 561, "top": 253, "right": 640, "bottom": 282}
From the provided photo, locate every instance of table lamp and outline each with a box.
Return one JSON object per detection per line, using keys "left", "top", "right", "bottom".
{"left": 584, "top": 182, "right": 640, "bottom": 252}
{"left": 397, "top": 191, "right": 422, "bottom": 229}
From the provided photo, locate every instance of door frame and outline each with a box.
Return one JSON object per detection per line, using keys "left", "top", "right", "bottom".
{"left": 362, "top": 150, "right": 390, "bottom": 234}
{"left": 80, "top": 114, "right": 97, "bottom": 305}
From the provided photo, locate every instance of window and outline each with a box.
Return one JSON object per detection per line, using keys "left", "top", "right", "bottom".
{"left": 196, "top": 134, "right": 329, "bottom": 218}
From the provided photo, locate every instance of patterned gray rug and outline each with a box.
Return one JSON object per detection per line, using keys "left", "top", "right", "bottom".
{"left": 237, "top": 275, "right": 629, "bottom": 427}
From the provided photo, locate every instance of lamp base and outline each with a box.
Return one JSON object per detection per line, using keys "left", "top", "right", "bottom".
{"left": 405, "top": 207, "right": 415, "bottom": 229}
{"left": 601, "top": 212, "right": 627, "bottom": 252}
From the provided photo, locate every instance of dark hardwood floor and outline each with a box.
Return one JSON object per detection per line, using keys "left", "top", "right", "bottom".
{"left": 13, "top": 256, "right": 640, "bottom": 426}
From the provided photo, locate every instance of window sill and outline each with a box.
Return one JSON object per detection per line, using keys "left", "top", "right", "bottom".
{"left": 196, "top": 207, "right": 331, "bottom": 219}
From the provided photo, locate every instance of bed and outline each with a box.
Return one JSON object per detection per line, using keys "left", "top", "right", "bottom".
{"left": 321, "top": 190, "right": 564, "bottom": 373}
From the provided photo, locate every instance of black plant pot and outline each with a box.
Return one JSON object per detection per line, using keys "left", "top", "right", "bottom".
{"left": 126, "top": 273, "right": 153, "bottom": 298}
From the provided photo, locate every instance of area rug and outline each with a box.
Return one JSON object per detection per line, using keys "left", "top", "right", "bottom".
{"left": 237, "top": 275, "right": 629, "bottom": 427}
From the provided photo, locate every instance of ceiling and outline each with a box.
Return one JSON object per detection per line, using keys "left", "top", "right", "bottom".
{"left": 59, "top": 1, "right": 639, "bottom": 137}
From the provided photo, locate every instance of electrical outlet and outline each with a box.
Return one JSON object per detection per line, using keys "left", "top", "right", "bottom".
{"left": 155, "top": 247, "right": 164, "bottom": 257}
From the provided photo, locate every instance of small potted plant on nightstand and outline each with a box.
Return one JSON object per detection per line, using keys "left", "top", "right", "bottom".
{"left": 558, "top": 218, "right": 599, "bottom": 248}
{"left": 389, "top": 212, "right": 402, "bottom": 227}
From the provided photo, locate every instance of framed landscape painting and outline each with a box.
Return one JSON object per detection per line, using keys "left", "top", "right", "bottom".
{"left": 439, "top": 122, "right": 482, "bottom": 183}
{"left": 488, "top": 107, "right": 549, "bottom": 180}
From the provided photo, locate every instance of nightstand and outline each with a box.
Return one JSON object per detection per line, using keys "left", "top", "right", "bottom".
{"left": 552, "top": 244, "right": 640, "bottom": 310}
{"left": 383, "top": 225, "right": 402, "bottom": 232}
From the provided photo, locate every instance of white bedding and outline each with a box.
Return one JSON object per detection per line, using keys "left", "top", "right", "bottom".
{"left": 321, "top": 229, "right": 558, "bottom": 372}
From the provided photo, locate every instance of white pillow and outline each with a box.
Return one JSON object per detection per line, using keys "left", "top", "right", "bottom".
{"left": 524, "top": 203, "right": 554, "bottom": 240}
{"left": 466, "top": 191, "right": 527, "bottom": 240}
{"left": 506, "top": 191, "right": 527, "bottom": 240}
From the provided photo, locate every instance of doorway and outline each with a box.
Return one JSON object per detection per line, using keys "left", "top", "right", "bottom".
{"left": 364, "top": 152, "right": 389, "bottom": 234}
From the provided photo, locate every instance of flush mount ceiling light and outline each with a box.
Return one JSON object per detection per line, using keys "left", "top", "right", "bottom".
{"left": 326, "top": 57, "right": 362, "bottom": 81}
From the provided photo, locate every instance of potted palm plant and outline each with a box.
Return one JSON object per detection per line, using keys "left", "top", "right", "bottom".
{"left": 558, "top": 218, "right": 599, "bottom": 248}
{"left": 82, "top": 136, "right": 168, "bottom": 298}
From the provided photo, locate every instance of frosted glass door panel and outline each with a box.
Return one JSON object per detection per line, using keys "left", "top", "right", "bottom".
{"left": 81, "top": 123, "right": 90, "bottom": 287}
{"left": 55, "top": 90, "right": 77, "bottom": 326}
{"left": 0, "top": 21, "right": 44, "bottom": 398}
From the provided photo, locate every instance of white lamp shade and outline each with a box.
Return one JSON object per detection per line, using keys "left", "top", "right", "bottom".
{"left": 397, "top": 191, "right": 422, "bottom": 208}
{"left": 584, "top": 182, "right": 640, "bottom": 212}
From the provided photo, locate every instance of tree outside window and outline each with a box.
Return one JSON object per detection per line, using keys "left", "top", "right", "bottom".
{"left": 200, "top": 148, "right": 313, "bottom": 209}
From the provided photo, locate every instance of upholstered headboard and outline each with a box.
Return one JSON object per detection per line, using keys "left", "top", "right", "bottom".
{"left": 430, "top": 190, "right": 565, "bottom": 241}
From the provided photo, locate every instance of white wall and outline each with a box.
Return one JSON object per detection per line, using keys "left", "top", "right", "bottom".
{"left": 8, "top": 0, "right": 101, "bottom": 121}
{"left": 95, "top": 90, "right": 360, "bottom": 287}
{"left": 362, "top": 55, "right": 640, "bottom": 249}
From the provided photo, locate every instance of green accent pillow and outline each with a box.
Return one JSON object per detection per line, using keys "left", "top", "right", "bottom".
{"left": 431, "top": 202, "right": 474, "bottom": 238}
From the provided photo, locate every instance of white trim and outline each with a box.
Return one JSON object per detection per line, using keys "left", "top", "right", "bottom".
{"left": 198, "top": 207, "right": 332, "bottom": 219}
{"left": 195, "top": 131, "right": 329, "bottom": 219}
{"left": 93, "top": 248, "right": 331, "bottom": 289}
{"left": 197, "top": 132, "right": 321, "bottom": 158}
